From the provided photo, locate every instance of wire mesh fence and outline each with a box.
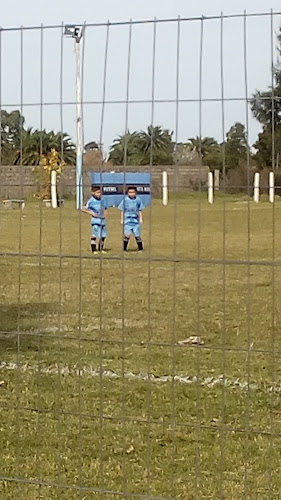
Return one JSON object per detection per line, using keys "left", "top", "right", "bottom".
{"left": 1, "top": 10, "right": 281, "bottom": 500}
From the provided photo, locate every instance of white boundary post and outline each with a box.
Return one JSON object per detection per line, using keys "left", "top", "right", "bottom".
{"left": 51, "top": 170, "right": 58, "bottom": 208}
{"left": 162, "top": 171, "right": 168, "bottom": 206}
{"left": 253, "top": 172, "right": 260, "bottom": 203}
{"left": 208, "top": 171, "right": 214, "bottom": 204}
{"left": 269, "top": 171, "right": 275, "bottom": 203}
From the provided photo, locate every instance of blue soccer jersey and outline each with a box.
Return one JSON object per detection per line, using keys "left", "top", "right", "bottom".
{"left": 118, "top": 196, "right": 144, "bottom": 224}
{"left": 85, "top": 196, "right": 106, "bottom": 225}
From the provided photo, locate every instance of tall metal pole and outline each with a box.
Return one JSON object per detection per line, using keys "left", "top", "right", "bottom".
{"left": 75, "top": 38, "right": 83, "bottom": 209}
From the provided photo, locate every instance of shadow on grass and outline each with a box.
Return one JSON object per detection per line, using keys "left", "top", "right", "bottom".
{"left": 0, "top": 302, "right": 57, "bottom": 353}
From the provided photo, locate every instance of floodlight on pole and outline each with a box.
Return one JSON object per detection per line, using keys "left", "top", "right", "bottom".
{"left": 64, "top": 24, "right": 85, "bottom": 209}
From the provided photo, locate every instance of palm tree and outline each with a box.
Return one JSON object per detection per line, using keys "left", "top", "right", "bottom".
{"left": 109, "top": 126, "right": 174, "bottom": 166}
{"left": 138, "top": 125, "right": 174, "bottom": 164}
{"left": 188, "top": 136, "right": 223, "bottom": 171}
{"left": 188, "top": 136, "right": 219, "bottom": 157}
{"left": 109, "top": 131, "right": 142, "bottom": 165}
{"left": 14, "top": 129, "right": 76, "bottom": 166}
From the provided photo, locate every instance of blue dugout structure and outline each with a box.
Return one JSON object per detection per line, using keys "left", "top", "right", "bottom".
{"left": 89, "top": 172, "right": 151, "bottom": 207}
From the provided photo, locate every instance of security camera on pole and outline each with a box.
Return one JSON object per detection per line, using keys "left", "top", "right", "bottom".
{"left": 64, "top": 24, "right": 85, "bottom": 209}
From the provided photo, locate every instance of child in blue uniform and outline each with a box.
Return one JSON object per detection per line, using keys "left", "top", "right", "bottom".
{"left": 118, "top": 186, "right": 144, "bottom": 252}
{"left": 82, "top": 185, "right": 107, "bottom": 254}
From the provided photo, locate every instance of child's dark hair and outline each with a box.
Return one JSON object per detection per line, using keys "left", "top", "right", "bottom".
{"left": 91, "top": 185, "right": 101, "bottom": 193}
{"left": 126, "top": 186, "right": 137, "bottom": 193}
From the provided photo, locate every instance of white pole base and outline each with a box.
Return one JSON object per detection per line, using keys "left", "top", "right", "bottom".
{"left": 162, "top": 171, "right": 168, "bottom": 206}
{"left": 253, "top": 172, "right": 260, "bottom": 203}
{"left": 269, "top": 171, "right": 274, "bottom": 203}
{"left": 51, "top": 170, "right": 58, "bottom": 208}
{"left": 208, "top": 172, "right": 214, "bottom": 204}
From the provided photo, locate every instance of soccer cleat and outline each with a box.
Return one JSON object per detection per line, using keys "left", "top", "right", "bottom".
{"left": 101, "top": 250, "right": 106, "bottom": 254}
{"left": 92, "top": 251, "right": 99, "bottom": 255}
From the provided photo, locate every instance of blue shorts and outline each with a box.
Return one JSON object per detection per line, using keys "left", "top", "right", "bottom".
{"left": 91, "top": 224, "right": 107, "bottom": 238}
{"left": 124, "top": 223, "right": 141, "bottom": 238}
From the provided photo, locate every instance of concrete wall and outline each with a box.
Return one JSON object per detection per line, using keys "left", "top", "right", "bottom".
{"left": 0, "top": 164, "right": 209, "bottom": 200}
{"left": 0, "top": 166, "right": 35, "bottom": 199}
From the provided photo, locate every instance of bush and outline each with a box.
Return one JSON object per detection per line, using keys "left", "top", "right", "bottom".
{"left": 224, "top": 164, "right": 255, "bottom": 195}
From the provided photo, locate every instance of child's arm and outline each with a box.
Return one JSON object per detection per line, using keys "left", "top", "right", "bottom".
{"left": 138, "top": 199, "right": 144, "bottom": 224}
{"left": 117, "top": 200, "right": 124, "bottom": 224}
{"left": 81, "top": 207, "right": 97, "bottom": 217}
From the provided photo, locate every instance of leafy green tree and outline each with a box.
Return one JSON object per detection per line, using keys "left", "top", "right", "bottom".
{"left": 251, "top": 28, "right": 281, "bottom": 169}
{"left": 250, "top": 28, "right": 281, "bottom": 127}
{"left": 253, "top": 126, "right": 281, "bottom": 170}
{"left": 224, "top": 122, "right": 248, "bottom": 171}
{"left": 203, "top": 146, "right": 223, "bottom": 171}
{"left": 250, "top": 77, "right": 281, "bottom": 127}
{"left": 1, "top": 110, "right": 25, "bottom": 164}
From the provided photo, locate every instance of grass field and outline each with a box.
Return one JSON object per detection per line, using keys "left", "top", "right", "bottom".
{"left": 1, "top": 195, "right": 281, "bottom": 499}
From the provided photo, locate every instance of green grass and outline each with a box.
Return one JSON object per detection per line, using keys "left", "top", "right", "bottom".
{"left": 1, "top": 195, "right": 281, "bottom": 499}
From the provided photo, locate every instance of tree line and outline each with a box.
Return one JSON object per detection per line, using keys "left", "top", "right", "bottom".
{"left": 1, "top": 28, "right": 280, "bottom": 173}
{"left": 0, "top": 111, "right": 76, "bottom": 166}
{"left": 108, "top": 122, "right": 250, "bottom": 172}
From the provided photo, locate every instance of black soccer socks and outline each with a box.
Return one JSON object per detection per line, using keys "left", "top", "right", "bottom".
{"left": 91, "top": 238, "right": 97, "bottom": 253}
{"left": 98, "top": 238, "right": 106, "bottom": 251}
{"left": 123, "top": 237, "right": 129, "bottom": 251}
{"left": 135, "top": 237, "right": 143, "bottom": 251}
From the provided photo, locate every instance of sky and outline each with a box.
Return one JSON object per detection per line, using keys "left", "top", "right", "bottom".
{"left": 1, "top": 0, "right": 281, "bottom": 154}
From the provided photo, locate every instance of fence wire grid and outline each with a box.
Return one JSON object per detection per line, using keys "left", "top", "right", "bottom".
{"left": 1, "top": 9, "right": 281, "bottom": 500}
